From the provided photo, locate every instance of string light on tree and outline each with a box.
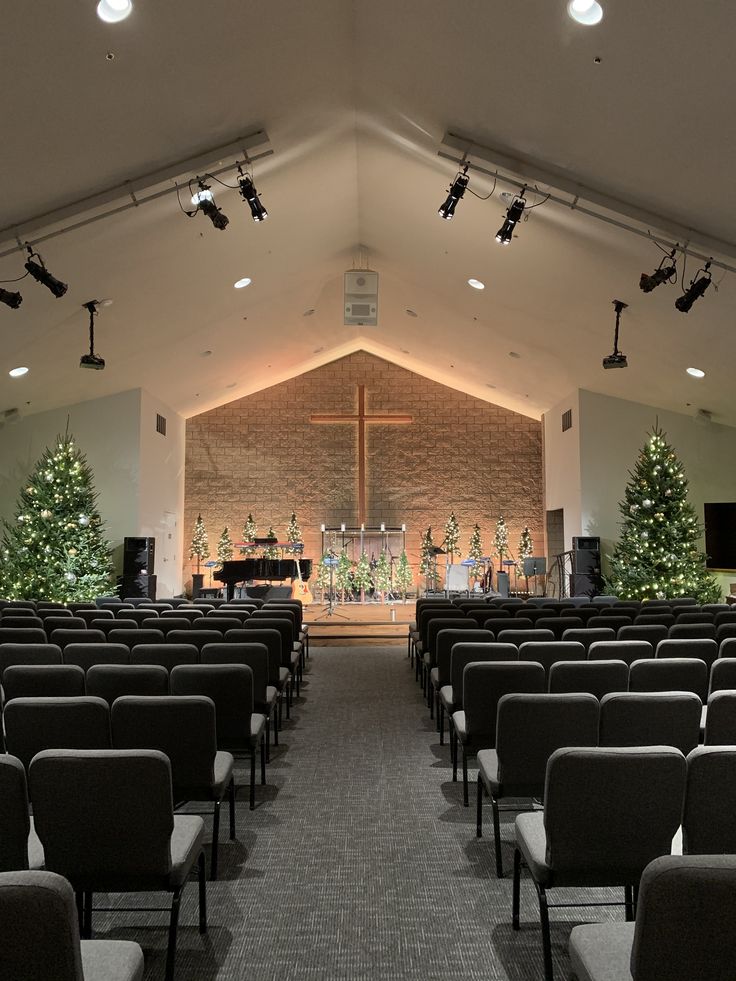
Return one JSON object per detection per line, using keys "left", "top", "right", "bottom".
{"left": 444, "top": 511, "right": 461, "bottom": 562}
{"left": 373, "top": 550, "right": 392, "bottom": 601}
{"left": 394, "top": 550, "right": 413, "bottom": 601}
{"left": 263, "top": 527, "right": 279, "bottom": 559}
{"left": 285, "top": 512, "right": 302, "bottom": 554}
{"left": 188, "top": 514, "right": 210, "bottom": 574}
{"left": 494, "top": 516, "right": 510, "bottom": 566}
{"left": 517, "top": 525, "right": 534, "bottom": 578}
{"left": 240, "top": 514, "right": 257, "bottom": 555}
{"left": 216, "top": 526, "right": 234, "bottom": 565}
{"left": 467, "top": 523, "right": 484, "bottom": 582}
{"left": 353, "top": 549, "right": 373, "bottom": 601}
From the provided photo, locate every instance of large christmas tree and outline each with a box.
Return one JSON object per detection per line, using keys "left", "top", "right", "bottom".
{"left": 606, "top": 426, "right": 720, "bottom": 603}
{"left": 0, "top": 433, "right": 115, "bottom": 602}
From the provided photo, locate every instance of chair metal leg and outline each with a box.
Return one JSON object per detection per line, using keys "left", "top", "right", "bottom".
{"left": 538, "top": 885, "right": 554, "bottom": 981}
{"left": 198, "top": 851, "right": 207, "bottom": 934}
{"left": 250, "top": 747, "right": 256, "bottom": 810}
{"left": 75, "top": 891, "right": 84, "bottom": 936}
{"left": 476, "top": 773, "right": 484, "bottom": 837}
{"left": 491, "top": 796, "right": 504, "bottom": 878}
{"left": 274, "top": 700, "right": 280, "bottom": 745}
{"left": 260, "top": 737, "right": 266, "bottom": 785}
{"left": 439, "top": 702, "right": 445, "bottom": 744}
{"left": 83, "top": 891, "right": 92, "bottom": 939}
{"left": 451, "top": 726, "right": 458, "bottom": 782}
{"left": 165, "top": 888, "right": 182, "bottom": 981}
{"left": 512, "top": 848, "right": 522, "bottom": 930}
{"left": 429, "top": 684, "right": 434, "bottom": 718}
{"left": 229, "top": 776, "right": 236, "bottom": 839}
{"left": 462, "top": 746, "right": 469, "bottom": 806}
{"left": 265, "top": 717, "right": 271, "bottom": 763}
{"left": 210, "top": 800, "right": 221, "bottom": 881}
{"left": 624, "top": 885, "right": 635, "bottom": 922}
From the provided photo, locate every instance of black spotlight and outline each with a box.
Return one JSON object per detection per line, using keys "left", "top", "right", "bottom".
{"left": 640, "top": 248, "right": 678, "bottom": 293}
{"left": 675, "top": 262, "right": 712, "bottom": 313}
{"left": 238, "top": 172, "right": 268, "bottom": 222}
{"left": 438, "top": 164, "right": 469, "bottom": 220}
{"left": 496, "top": 189, "right": 526, "bottom": 245}
{"left": 0, "top": 287, "right": 23, "bottom": 309}
{"left": 24, "top": 249, "right": 68, "bottom": 298}
{"left": 196, "top": 183, "right": 229, "bottom": 230}
{"left": 602, "top": 299, "right": 629, "bottom": 369}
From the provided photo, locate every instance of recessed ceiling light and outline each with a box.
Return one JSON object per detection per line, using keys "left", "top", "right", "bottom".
{"left": 686, "top": 367, "right": 706, "bottom": 378}
{"left": 400, "top": 348, "right": 410, "bottom": 354}
{"left": 486, "top": 383, "right": 497, "bottom": 389}
{"left": 303, "top": 309, "right": 315, "bottom": 317}
{"left": 226, "top": 383, "right": 237, "bottom": 389}
{"left": 233, "top": 277, "right": 252, "bottom": 289}
{"left": 8, "top": 366, "right": 28, "bottom": 378}
{"left": 508, "top": 351, "right": 521, "bottom": 359}
{"left": 313, "top": 347, "right": 324, "bottom": 354}
{"left": 567, "top": 0, "right": 603, "bottom": 26}
{"left": 201, "top": 350, "right": 212, "bottom": 358}
{"left": 97, "top": 0, "right": 133, "bottom": 23}
{"left": 406, "top": 309, "right": 418, "bottom": 317}
{"left": 468, "top": 278, "right": 485, "bottom": 290}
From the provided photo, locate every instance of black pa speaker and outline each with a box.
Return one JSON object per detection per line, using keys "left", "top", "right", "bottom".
{"left": 572, "top": 549, "right": 601, "bottom": 576}
{"left": 572, "top": 536, "right": 601, "bottom": 551}
{"left": 570, "top": 573, "right": 599, "bottom": 597}
{"left": 120, "top": 572, "right": 157, "bottom": 600}
{"left": 123, "top": 537, "right": 155, "bottom": 577}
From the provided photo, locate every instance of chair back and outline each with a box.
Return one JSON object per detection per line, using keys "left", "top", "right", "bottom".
{"left": 709, "top": 657, "right": 736, "bottom": 696}
{"left": 589, "top": 616, "right": 633, "bottom": 632}
{"left": 704, "top": 690, "right": 736, "bottom": 745}
{"left": 676, "top": 612, "right": 714, "bottom": 624}
{"left": 425, "top": 618, "right": 475, "bottom": 664}
{"left": 0, "top": 756, "right": 31, "bottom": 872}
{"left": 42, "top": 617, "right": 86, "bottom": 633}
{"left": 561, "top": 628, "right": 615, "bottom": 652}
{"left": 683, "top": 747, "right": 736, "bottom": 854}
{"left": 497, "top": 629, "right": 555, "bottom": 647}
{"left": 630, "top": 855, "right": 736, "bottom": 981}
{"left": 536, "top": 616, "right": 584, "bottom": 640}
{"left": 0, "top": 870, "right": 87, "bottom": 980}
{"left": 51, "top": 629, "right": 105, "bottom": 649}
{"left": 548, "top": 659, "right": 629, "bottom": 699}
{"left": 160, "top": 608, "right": 205, "bottom": 624}
{"left": 669, "top": 622, "right": 717, "bottom": 642}
{"left": 62, "top": 643, "right": 130, "bottom": 670}
{"left": 112, "top": 609, "right": 152, "bottom": 628}
{"left": 92, "top": 618, "right": 137, "bottom": 636}
{"left": 656, "top": 637, "right": 718, "bottom": 669}
{"left": 635, "top": 612, "right": 676, "bottom": 627}
{"left": 517, "top": 641, "right": 586, "bottom": 677}
{"left": 0, "top": 616, "right": 44, "bottom": 630}
{"left": 544, "top": 746, "right": 686, "bottom": 878}
{"left": 463, "top": 661, "right": 545, "bottom": 741}
{"left": 418, "top": 607, "right": 466, "bottom": 645}
{"left": 449, "top": 643, "right": 518, "bottom": 702}
{"left": 599, "top": 691, "right": 701, "bottom": 754}
{"left": 618, "top": 624, "right": 668, "bottom": 646}
{"left": 111, "top": 696, "right": 217, "bottom": 795}
{"left": 629, "top": 657, "right": 708, "bottom": 701}
{"left": 715, "top": 611, "right": 736, "bottom": 627}
{"left": 587, "top": 639, "right": 653, "bottom": 665}
{"left": 0, "top": 643, "right": 62, "bottom": 671}
{"left": 4, "top": 697, "right": 111, "bottom": 771}
{"left": 85, "top": 664, "right": 168, "bottom": 703}
{"left": 495, "top": 693, "right": 599, "bottom": 797}
{"left": 170, "top": 629, "right": 222, "bottom": 652}
{"left": 669, "top": 597, "right": 699, "bottom": 607}
{"left": 108, "top": 628, "right": 165, "bottom": 648}
{"left": 2, "top": 665, "right": 85, "bottom": 700}
{"left": 75, "top": 609, "right": 113, "bottom": 627}
{"left": 200, "top": 616, "right": 244, "bottom": 635}
{"left": 130, "top": 643, "right": 198, "bottom": 669}
{"left": 170, "top": 664, "right": 254, "bottom": 749}
{"left": 30, "top": 749, "right": 174, "bottom": 882}
{"left": 0, "top": 628, "right": 48, "bottom": 646}
{"left": 141, "top": 617, "right": 193, "bottom": 636}
{"left": 201, "top": 643, "right": 269, "bottom": 704}
{"left": 436, "top": 630, "right": 493, "bottom": 686}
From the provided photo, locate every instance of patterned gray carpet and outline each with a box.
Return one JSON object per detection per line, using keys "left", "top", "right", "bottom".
{"left": 92, "top": 645, "right": 620, "bottom": 980}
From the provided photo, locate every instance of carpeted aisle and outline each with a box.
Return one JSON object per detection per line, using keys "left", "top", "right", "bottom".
{"left": 97, "top": 645, "right": 613, "bottom": 980}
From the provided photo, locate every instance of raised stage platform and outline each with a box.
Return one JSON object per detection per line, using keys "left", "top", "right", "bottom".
{"left": 306, "top": 601, "right": 415, "bottom": 645}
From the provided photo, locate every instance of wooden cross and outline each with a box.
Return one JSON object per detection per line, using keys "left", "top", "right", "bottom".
{"left": 310, "top": 384, "right": 413, "bottom": 524}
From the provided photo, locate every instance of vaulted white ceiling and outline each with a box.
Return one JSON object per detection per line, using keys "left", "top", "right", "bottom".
{"left": 1, "top": 1, "right": 734, "bottom": 423}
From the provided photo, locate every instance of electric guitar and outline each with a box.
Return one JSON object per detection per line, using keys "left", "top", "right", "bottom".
{"left": 291, "top": 557, "right": 314, "bottom": 605}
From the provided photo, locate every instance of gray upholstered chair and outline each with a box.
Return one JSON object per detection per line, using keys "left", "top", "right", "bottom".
{"left": 717, "top": 623, "right": 736, "bottom": 644}
{"left": 170, "top": 664, "right": 266, "bottom": 810}
{"left": 548, "top": 659, "right": 629, "bottom": 699}
{"left": 517, "top": 641, "right": 586, "bottom": 680}
{"left": 588, "top": 615, "right": 632, "bottom": 633}
{"left": 0, "top": 627, "right": 48, "bottom": 646}
{"left": 452, "top": 660, "right": 546, "bottom": 806}
{"left": 2, "top": 663, "right": 85, "bottom": 700}
{"left": 656, "top": 637, "right": 718, "bottom": 669}
{"left": 442, "top": 643, "right": 518, "bottom": 756}
{"left": 423, "top": 618, "right": 476, "bottom": 705}
{"left": 535, "top": 616, "right": 584, "bottom": 640}
{"left": 43, "top": 616, "right": 86, "bottom": 633}
{"left": 110, "top": 609, "right": 151, "bottom": 628}
{"left": 560, "top": 628, "right": 615, "bottom": 652}
{"left": 434, "top": 629, "right": 493, "bottom": 741}
{"left": 51, "top": 629, "right": 106, "bottom": 649}
{"left": 231, "top": 627, "right": 292, "bottom": 721}
{"left": 683, "top": 745, "right": 736, "bottom": 854}
{"left": 168, "top": 629, "right": 222, "bottom": 653}
{"left": 497, "top": 628, "right": 555, "bottom": 648}
{"left": 111, "top": 695, "right": 235, "bottom": 880}
{"left": 241, "top": 618, "right": 300, "bottom": 699}
{"left": 75, "top": 609, "right": 114, "bottom": 627}
{"left": 85, "top": 664, "right": 168, "bottom": 704}
{"left": 62, "top": 643, "right": 130, "bottom": 671}
{"left": 618, "top": 623, "right": 669, "bottom": 646}
{"left": 514, "top": 745, "right": 686, "bottom": 981}
{"left": 676, "top": 611, "right": 714, "bottom": 624}
{"left": 599, "top": 691, "right": 701, "bottom": 754}
{"left": 91, "top": 618, "right": 137, "bottom": 636}
{"left": 668, "top": 622, "right": 717, "bottom": 642}
{"left": 30, "top": 749, "right": 205, "bottom": 981}
{"left": 0, "top": 615, "right": 44, "bottom": 630}
{"left": 569, "top": 855, "right": 736, "bottom": 981}
{"left": 703, "top": 690, "right": 736, "bottom": 745}
{"left": 476, "top": 692, "right": 599, "bottom": 877}
{"left": 635, "top": 612, "right": 676, "bottom": 627}
{"left": 0, "top": 755, "right": 43, "bottom": 872}
{"left": 0, "top": 870, "right": 144, "bottom": 981}
{"left": 587, "top": 639, "right": 653, "bottom": 664}
{"left": 485, "top": 616, "right": 534, "bottom": 638}
{"left": 108, "top": 628, "right": 165, "bottom": 649}
{"left": 4, "top": 697, "right": 111, "bottom": 771}
{"left": 130, "top": 643, "right": 199, "bottom": 669}
{"left": 201, "top": 616, "right": 244, "bottom": 635}
{"left": 141, "top": 617, "right": 193, "bottom": 637}
{"left": 709, "top": 656, "right": 736, "bottom": 695}
{"left": 161, "top": 607, "right": 205, "bottom": 624}
{"left": 0, "top": 642, "right": 62, "bottom": 670}
{"left": 629, "top": 656, "right": 708, "bottom": 701}
{"left": 201, "top": 642, "right": 278, "bottom": 755}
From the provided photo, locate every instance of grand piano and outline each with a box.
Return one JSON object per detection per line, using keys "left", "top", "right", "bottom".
{"left": 213, "top": 558, "right": 313, "bottom": 601}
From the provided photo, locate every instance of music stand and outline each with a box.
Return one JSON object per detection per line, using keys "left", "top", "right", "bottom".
{"left": 314, "top": 554, "right": 349, "bottom": 621}
{"left": 523, "top": 556, "right": 547, "bottom": 596}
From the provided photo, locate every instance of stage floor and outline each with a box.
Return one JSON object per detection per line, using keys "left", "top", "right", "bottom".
{"left": 305, "top": 600, "right": 415, "bottom": 644}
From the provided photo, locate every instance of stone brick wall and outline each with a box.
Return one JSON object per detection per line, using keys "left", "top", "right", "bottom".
{"left": 184, "top": 351, "right": 543, "bottom": 592}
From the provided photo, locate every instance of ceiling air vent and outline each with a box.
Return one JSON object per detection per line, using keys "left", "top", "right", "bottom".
{"left": 156, "top": 413, "right": 167, "bottom": 436}
{"left": 561, "top": 409, "right": 573, "bottom": 432}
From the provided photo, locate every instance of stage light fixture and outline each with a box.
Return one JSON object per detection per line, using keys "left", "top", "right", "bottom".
{"left": 438, "top": 164, "right": 469, "bottom": 220}
{"left": 80, "top": 301, "right": 106, "bottom": 370}
{"left": 495, "top": 189, "right": 526, "bottom": 245}
{"left": 602, "top": 299, "right": 628, "bottom": 369}
{"left": 96, "top": 0, "right": 133, "bottom": 23}
{"left": 675, "top": 262, "right": 712, "bottom": 313}
{"left": 195, "top": 182, "right": 229, "bottom": 230}
{"left": 237, "top": 169, "right": 268, "bottom": 222}
{"left": 640, "top": 248, "right": 678, "bottom": 292}
{"left": 0, "top": 287, "right": 23, "bottom": 309}
{"left": 24, "top": 249, "right": 68, "bottom": 298}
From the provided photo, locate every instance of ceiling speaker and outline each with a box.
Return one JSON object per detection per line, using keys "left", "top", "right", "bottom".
{"left": 344, "top": 270, "right": 378, "bottom": 326}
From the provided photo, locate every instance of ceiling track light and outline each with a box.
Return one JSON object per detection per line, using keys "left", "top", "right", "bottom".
{"left": 80, "top": 301, "right": 106, "bottom": 370}
{"left": 640, "top": 247, "right": 679, "bottom": 293}
{"left": 194, "top": 182, "right": 229, "bottom": 230}
{"left": 438, "top": 163, "right": 469, "bottom": 220}
{"left": 0, "top": 287, "right": 23, "bottom": 309}
{"left": 237, "top": 165, "right": 268, "bottom": 222}
{"left": 675, "top": 261, "right": 712, "bottom": 313}
{"left": 24, "top": 246, "right": 68, "bottom": 298}
{"left": 496, "top": 188, "right": 526, "bottom": 245}
{"left": 602, "top": 299, "right": 628, "bottom": 369}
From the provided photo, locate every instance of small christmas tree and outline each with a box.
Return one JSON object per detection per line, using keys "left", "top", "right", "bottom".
{"left": 189, "top": 514, "right": 210, "bottom": 574}
{"left": 517, "top": 526, "right": 534, "bottom": 579}
{"left": 373, "top": 550, "right": 392, "bottom": 600}
{"left": 335, "top": 550, "right": 353, "bottom": 602}
{"left": 353, "top": 549, "right": 373, "bottom": 601}
{"left": 216, "top": 526, "right": 234, "bottom": 565}
{"left": 394, "top": 550, "right": 413, "bottom": 601}
{"left": 494, "top": 515, "right": 509, "bottom": 566}
{"left": 419, "top": 526, "right": 439, "bottom": 591}
{"left": 0, "top": 432, "right": 115, "bottom": 602}
{"left": 285, "top": 512, "right": 302, "bottom": 553}
{"left": 263, "top": 526, "right": 279, "bottom": 559}
{"left": 606, "top": 426, "right": 720, "bottom": 603}
{"left": 316, "top": 553, "right": 332, "bottom": 599}
{"left": 467, "top": 523, "right": 484, "bottom": 582}
{"left": 239, "top": 514, "right": 257, "bottom": 555}
{"left": 444, "top": 510, "right": 461, "bottom": 562}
